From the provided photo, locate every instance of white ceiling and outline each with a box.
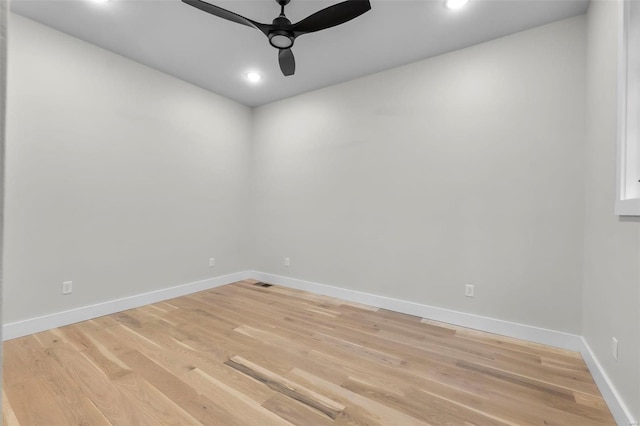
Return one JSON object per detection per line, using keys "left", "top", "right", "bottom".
{"left": 11, "top": 0, "right": 589, "bottom": 106}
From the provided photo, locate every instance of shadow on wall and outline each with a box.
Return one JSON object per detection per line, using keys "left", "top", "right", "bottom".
{"left": 619, "top": 217, "right": 640, "bottom": 224}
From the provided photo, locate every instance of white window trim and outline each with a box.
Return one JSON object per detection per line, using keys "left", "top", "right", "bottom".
{"left": 616, "top": 0, "right": 640, "bottom": 215}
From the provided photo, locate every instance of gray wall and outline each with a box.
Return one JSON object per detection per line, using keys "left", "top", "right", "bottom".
{"left": 0, "top": 0, "right": 8, "bottom": 416}
{"left": 4, "top": 15, "right": 252, "bottom": 323}
{"left": 584, "top": 1, "right": 640, "bottom": 419}
{"left": 250, "top": 16, "right": 586, "bottom": 334}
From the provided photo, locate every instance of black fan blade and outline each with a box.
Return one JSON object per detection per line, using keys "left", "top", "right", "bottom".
{"left": 292, "top": 0, "right": 371, "bottom": 35}
{"left": 278, "top": 49, "right": 296, "bottom": 76}
{"left": 182, "top": 0, "right": 270, "bottom": 35}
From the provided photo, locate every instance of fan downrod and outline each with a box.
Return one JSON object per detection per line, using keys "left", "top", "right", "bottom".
{"left": 270, "top": 0, "right": 294, "bottom": 49}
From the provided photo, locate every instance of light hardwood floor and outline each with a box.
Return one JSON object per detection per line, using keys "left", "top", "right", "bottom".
{"left": 3, "top": 280, "right": 614, "bottom": 425}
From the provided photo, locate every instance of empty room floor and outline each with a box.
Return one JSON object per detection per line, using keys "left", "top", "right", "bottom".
{"left": 2, "top": 280, "right": 614, "bottom": 425}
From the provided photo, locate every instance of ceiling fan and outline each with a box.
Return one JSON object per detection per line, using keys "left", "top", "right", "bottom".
{"left": 182, "top": 0, "right": 372, "bottom": 76}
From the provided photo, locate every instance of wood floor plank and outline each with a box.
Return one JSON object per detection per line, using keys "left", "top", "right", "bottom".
{"left": 3, "top": 338, "right": 111, "bottom": 425}
{"left": 225, "top": 355, "right": 345, "bottom": 420}
{"left": 111, "top": 371, "right": 203, "bottom": 425}
{"left": 340, "top": 375, "right": 510, "bottom": 426}
{"left": 5, "top": 378, "right": 72, "bottom": 425}
{"left": 182, "top": 368, "right": 292, "bottom": 426}
{"left": 288, "top": 367, "right": 430, "bottom": 426}
{"left": 1, "top": 389, "right": 20, "bottom": 426}
{"left": 3, "top": 281, "right": 615, "bottom": 425}
{"left": 116, "top": 349, "right": 241, "bottom": 425}
{"left": 46, "top": 344, "right": 150, "bottom": 425}
{"left": 262, "top": 393, "right": 335, "bottom": 426}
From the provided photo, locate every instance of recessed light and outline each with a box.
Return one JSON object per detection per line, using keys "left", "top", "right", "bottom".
{"left": 246, "top": 72, "right": 262, "bottom": 83}
{"left": 92, "top": 0, "right": 110, "bottom": 3}
{"left": 444, "top": 0, "right": 470, "bottom": 10}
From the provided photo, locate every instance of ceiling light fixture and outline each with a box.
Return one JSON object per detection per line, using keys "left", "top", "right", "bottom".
{"left": 92, "top": 0, "right": 110, "bottom": 3}
{"left": 444, "top": 0, "right": 470, "bottom": 10}
{"left": 269, "top": 32, "right": 294, "bottom": 49}
{"left": 246, "top": 72, "right": 262, "bottom": 83}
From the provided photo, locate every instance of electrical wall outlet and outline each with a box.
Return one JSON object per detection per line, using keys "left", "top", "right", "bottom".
{"left": 284, "top": 257, "right": 290, "bottom": 267}
{"left": 62, "top": 281, "right": 73, "bottom": 295}
{"left": 465, "top": 284, "right": 474, "bottom": 297}
{"left": 209, "top": 258, "right": 215, "bottom": 268}
{"left": 612, "top": 337, "right": 618, "bottom": 361}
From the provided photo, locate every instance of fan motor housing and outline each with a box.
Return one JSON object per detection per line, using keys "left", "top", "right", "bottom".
{"left": 269, "top": 15, "right": 294, "bottom": 49}
{"left": 269, "top": 30, "right": 294, "bottom": 49}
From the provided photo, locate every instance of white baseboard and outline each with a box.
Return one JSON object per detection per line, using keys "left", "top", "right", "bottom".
{"left": 580, "top": 338, "right": 638, "bottom": 426}
{"left": 2, "top": 271, "right": 252, "bottom": 341}
{"left": 250, "top": 271, "right": 581, "bottom": 351}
